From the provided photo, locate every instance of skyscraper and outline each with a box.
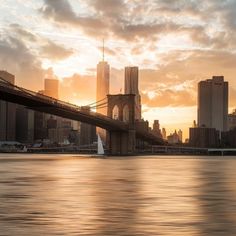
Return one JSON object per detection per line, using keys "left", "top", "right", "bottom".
{"left": 0, "top": 71, "right": 16, "bottom": 141}
{"left": 177, "top": 129, "right": 183, "bottom": 143}
{"left": 16, "top": 106, "right": 34, "bottom": 143}
{"left": 152, "top": 120, "right": 162, "bottom": 138}
{"left": 96, "top": 61, "right": 110, "bottom": 115}
{"left": 162, "top": 128, "right": 167, "bottom": 140}
{"left": 44, "top": 78, "right": 59, "bottom": 99}
{"left": 96, "top": 44, "right": 110, "bottom": 143}
{"left": 124, "top": 66, "right": 141, "bottom": 120}
{"left": 198, "top": 76, "right": 228, "bottom": 132}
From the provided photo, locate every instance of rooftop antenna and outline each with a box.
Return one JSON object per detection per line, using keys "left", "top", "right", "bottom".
{"left": 102, "top": 38, "right": 105, "bottom": 61}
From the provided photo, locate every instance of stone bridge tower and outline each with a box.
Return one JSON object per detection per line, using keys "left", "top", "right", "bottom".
{"left": 107, "top": 94, "right": 136, "bottom": 155}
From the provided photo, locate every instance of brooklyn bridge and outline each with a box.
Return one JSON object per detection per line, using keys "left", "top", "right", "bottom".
{"left": 0, "top": 77, "right": 164, "bottom": 155}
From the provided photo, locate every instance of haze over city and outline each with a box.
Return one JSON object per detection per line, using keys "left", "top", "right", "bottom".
{"left": 1, "top": 0, "right": 236, "bottom": 138}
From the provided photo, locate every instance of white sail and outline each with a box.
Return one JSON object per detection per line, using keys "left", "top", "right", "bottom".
{"left": 97, "top": 134, "right": 105, "bottom": 155}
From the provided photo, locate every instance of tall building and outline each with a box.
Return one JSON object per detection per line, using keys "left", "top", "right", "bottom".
{"left": 96, "top": 62, "right": 110, "bottom": 115}
{"left": 0, "top": 71, "right": 16, "bottom": 141}
{"left": 80, "top": 106, "right": 97, "bottom": 145}
{"left": 228, "top": 109, "right": 236, "bottom": 131}
{"left": 167, "top": 130, "right": 180, "bottom": 144}
{"left": 162, "top": 128, "right": 167, "bottom": 140}
{"left": 16, "top": 106, "right": 34, "bottom": 143}
{"left": 96, "top": 48, "right": 110, "bottom": 142}
{"left": 177, "top": 129, "right": 183, "bottom": 143}
{"left": 0, "top": 71, "right": 15, "bottom": 84}
{"left": 124, "top": 66, "right": 142, "bottom": 120}
{"left": 152, "top": 120, "right": 162, "bottom": 138}
{"left": 44, "top": 78, "right": 59, "bottom": 99}
{"left": 189, "top": 127, "right": 219, "bottom": 148}
{"left": 198, "top": 76, "right": 228, "bottom": 132}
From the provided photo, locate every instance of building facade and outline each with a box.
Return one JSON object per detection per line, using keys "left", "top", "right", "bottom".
{"left": 16, "top": 106, "right": 34, "bottom": 143}
{"left": 198, "top": 76, "right": 228, "bottom": 132}
{"left": 96, "top": 60, "right": 110, "bottom": 142}
{"left": 152, "top": 120, "right": 162, "bottom": 138}
{"left": 228, "top": 109, "right": 236, "bottom": 131}
{"left": 0, "top": 71, "right": 16, "bottom": 141}
{"left": 189, "top": 127, "right": 220, "bottom": 148}
{"left": 124, "top": 66, "right": 142, "bottom": 120}
{"left": 96, "top": 61, "right": 110, "bottom": 115}
{"left": 44, "top": 78, "right": 59, "bottom": 99}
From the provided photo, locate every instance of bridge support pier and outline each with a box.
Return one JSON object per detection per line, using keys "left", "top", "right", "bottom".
{"left": 109, "top": 129, "right": 136, "bottom": 155}
{"left": 107, "top": 94, "right": 136, "bottom": 156}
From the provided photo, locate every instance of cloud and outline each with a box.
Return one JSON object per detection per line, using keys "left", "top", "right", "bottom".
{"left": 60, "top": 73, "right": 96, "bottom": 104}
{"left": 40, "top": 0, "right": 105, "bottom": 36}
{"left": 9, "top": 24, "right": 74, "bottom": 62}
{"left": 141, "top": 89, "right": 195, "bottom": 107}
{"left": 10, "top": 24, "right": 37, "bottom": 42}
{"left": 0, "top": 35, "right": 45, "bottom": 90}
{"left": 39, "top": 0, "right": 236, "bottom": 50}
{"left": 40, "top": 40, "right": 74, "bottom": 61}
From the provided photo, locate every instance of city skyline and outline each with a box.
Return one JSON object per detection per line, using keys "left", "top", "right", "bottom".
{"left": 1, "top": 1, "right": 236, "bottom": 138}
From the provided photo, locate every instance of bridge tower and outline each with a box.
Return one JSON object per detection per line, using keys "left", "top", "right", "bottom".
{"left": 107, "top": 94, "right": 136, "bottom": 155}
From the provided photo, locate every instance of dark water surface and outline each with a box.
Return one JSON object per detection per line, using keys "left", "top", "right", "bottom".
{"left": 0, "top": 154, "right": 236, "bottom": 236}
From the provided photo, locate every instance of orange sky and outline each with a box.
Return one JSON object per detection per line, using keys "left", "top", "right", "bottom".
{"left": 1, "top": 0, "right": 236, "bottom": 139}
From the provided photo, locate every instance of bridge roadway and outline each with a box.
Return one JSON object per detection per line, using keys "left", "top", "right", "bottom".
{"left": 0, "top": 78, "right": 164, "bottom": 145}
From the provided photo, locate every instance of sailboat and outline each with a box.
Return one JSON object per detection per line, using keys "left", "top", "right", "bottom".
{"left": 97, "top": 134, "right": 105, "bottom": 155}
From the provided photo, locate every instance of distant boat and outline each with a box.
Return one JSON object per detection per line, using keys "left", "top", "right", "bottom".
{"left": 97, "top": 134, "right": 105, "bottom": 155}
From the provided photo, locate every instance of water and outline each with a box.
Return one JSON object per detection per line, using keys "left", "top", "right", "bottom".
{"left": 0, "top": 154, "right": 236, "bottom": 236}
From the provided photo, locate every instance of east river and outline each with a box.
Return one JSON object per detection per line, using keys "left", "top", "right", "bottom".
{"left": 0, "top": 154, "right": 236, "bottom": 236}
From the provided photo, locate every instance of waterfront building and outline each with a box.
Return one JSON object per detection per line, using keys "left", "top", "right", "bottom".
{"left": 80, "top": 106, "right": 97, "bottom": 145}
{"left": 167, "top": 130, "right": 180, "bottom": 144}
{"left": 198, "top": 76, "right": 228, "bottom": 132}
{"left": 152, "top": 120, "right": 162, "bottom": 138}
{"left": 222, "top": 128, "right": 236, "bottom": 148}
{"left": 178, "top": 129, "right": 183, "bottom": 143}
{"left": 162, "top": 128, "right": 167, "bottom": 140}
{"left": 228, "top": 109, "right": 236, "bottom": 130}
{"left": 124, "top": 66, "right": 142, "bottom": 120}
{"left": 189, "top": 127, "right": 219, "bottom": 148}
{"left": 0, "top": 71, "right": 16, "bottom": 141}
{"left": 16, "top": 106, "right": 34, "bottom": 143}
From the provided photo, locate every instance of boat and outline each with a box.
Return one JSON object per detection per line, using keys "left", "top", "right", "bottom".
{"left": 97, "top": 134, "right": 105, "bottom": 155}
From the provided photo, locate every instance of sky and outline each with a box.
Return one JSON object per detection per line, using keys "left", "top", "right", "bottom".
{"left": 0, "top": 0, "right": 236, "bottom": 139}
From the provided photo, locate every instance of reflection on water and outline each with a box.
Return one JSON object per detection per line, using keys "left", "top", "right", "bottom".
{"left": 0, "top": 154, "right": 236, "bottom": 235}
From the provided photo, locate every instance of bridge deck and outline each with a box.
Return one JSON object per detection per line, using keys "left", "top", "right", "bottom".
{"left": 0, "top": 77, "right": 164, "bottom": 144}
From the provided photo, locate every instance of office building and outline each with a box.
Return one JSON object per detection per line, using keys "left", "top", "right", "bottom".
{"left": 198, "top": 76, "right": 228, "bottom": 132}
{"left": 0, "top": 71, "right": 16, "bottom": 141}
{"left": 189, "top": 127, "right": 219, "bottom": 148}
{"left": 16, "top": 106, "right": 34, "bottom": 143}
{"left": 34, "top": 110, "right": 47, "bottom": 140}
{"left": 167, "top": 130, "right": 180, "bottom": 144}
{"left": 80, "top": 106, "right": 97, "bottom": 145}
{"left": 44, "top": 78, "right": 59, "bottom": 99}
{"left": 124, "top": 66, "right": 142, "bottom": 120}
{"left": 162, "top": 128, "right": 167, "bottom": 140}
{"left": 0, "top": 70, "right": 15, "bottom": 84}
{"left": 96, "top": 61, "right": 110, "bottom": 115}
{"left": 178, "top": 129, "right": 183, "bottom": 143}
{"left": 152, "top": 120, "right": 162, "bottom": 138}
{"left": 228, "top": 109, "right": 236, "bottom": 130}
{"left": 96, "top": 50, "right": 110, "bottom": 142}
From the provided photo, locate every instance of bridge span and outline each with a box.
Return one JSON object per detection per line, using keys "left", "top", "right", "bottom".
{"left": 0, "top": 77, "right": 164, "bottom": 154}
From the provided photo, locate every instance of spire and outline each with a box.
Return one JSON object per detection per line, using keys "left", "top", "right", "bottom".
{"left": 102, "top": 38, "right": 105, "bottom": 61}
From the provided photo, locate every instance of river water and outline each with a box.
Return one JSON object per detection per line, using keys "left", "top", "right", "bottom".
{"left": 0, "top": 154, "right": 236, "bottom": 236}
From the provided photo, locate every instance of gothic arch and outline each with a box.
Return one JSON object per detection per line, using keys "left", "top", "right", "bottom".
{"left": 112, "top": 105, "right": 119, "bottom": 120}
{"left": 123, "top": 104, "right": 129, "bottom": 122}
